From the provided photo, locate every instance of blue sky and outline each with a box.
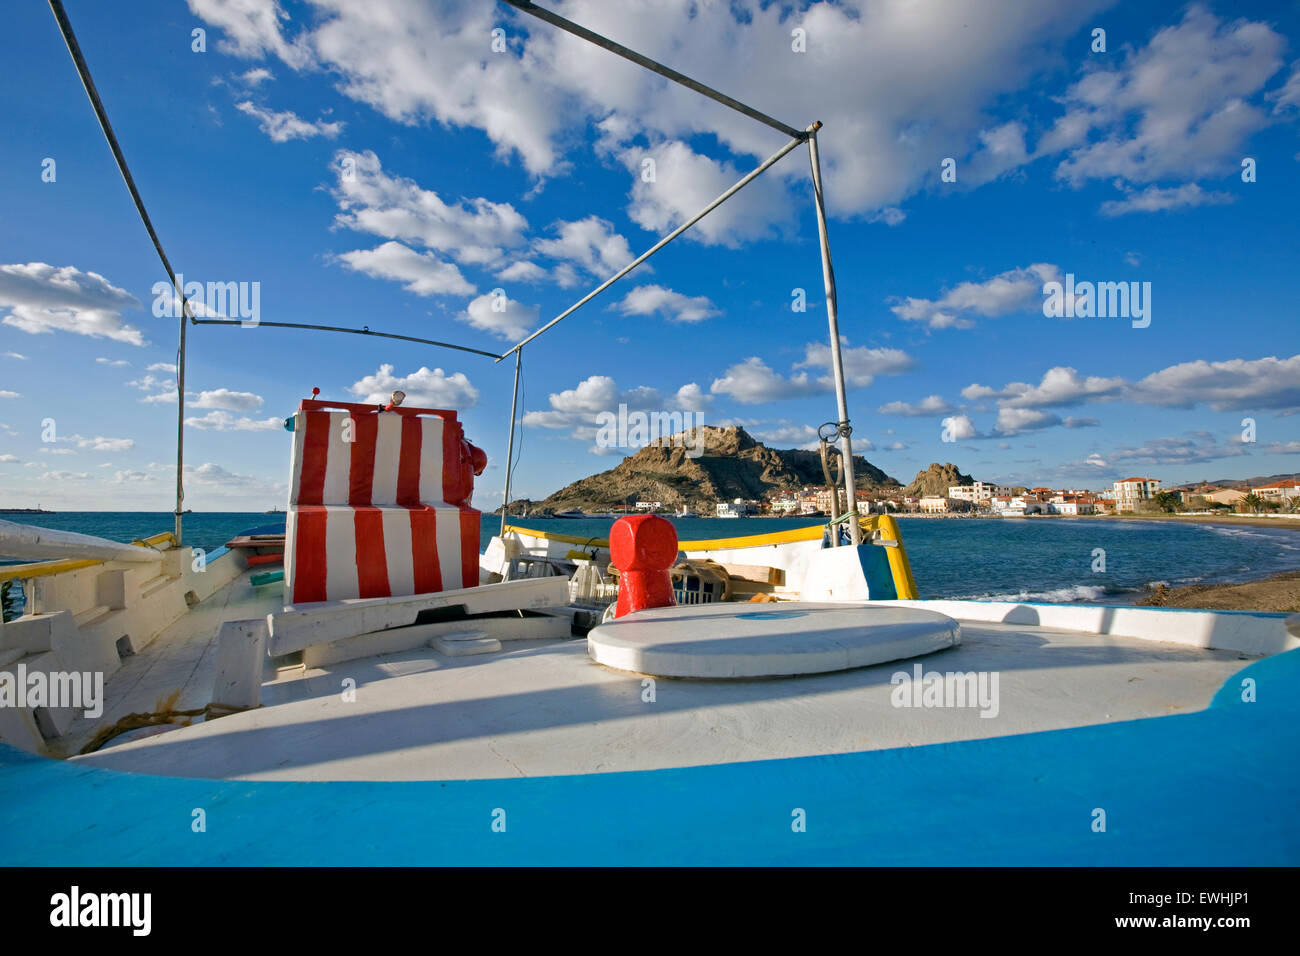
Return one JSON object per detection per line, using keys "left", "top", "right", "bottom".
{"left": 1, "top": 0, "right": 1298, "bottom": 511}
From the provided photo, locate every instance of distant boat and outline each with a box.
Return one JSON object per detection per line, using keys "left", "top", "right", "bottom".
{"left": 554, "top": 510, "right": 585, "bottom": 519}
{"left": 265, "top": 508, "right": 285, "bottom": 514}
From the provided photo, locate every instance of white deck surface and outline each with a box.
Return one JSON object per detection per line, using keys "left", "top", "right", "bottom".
{"left": 69, "top": 570, "right": 1255, "bottom": 780}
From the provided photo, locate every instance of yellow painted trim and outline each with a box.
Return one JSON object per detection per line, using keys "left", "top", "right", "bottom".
{"left": 0, "top": 530, "right": 176, "bottom": 584}
{"left": 502, "top": 522, "right": 828, "bottom": 551}
{"left": 0, "top": 558, "right": 103, "bottom": 584}
{"left": 873, "top": 514, "right": 919, "bottom": 600}
{"left": 502, "top": 516, "right": 920, "bottom": 599}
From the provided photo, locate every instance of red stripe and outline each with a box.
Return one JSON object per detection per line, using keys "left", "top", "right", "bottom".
{"left": 410, "top": 506, "right": 442, "bottom": 594}
{"left": 353, "top": 507, "right": 391, "bottom": 599}
{"left": 397, "top": 416, "right": 423, "bottom": 506}
{"left": 459, "top": 506, "right": 479, "bottom": 590}
{"left": 292, "top": 507, "right": 328, "bottom": 603}
{"left": 348, "top": 413, "right": 378, "bottom": 506}
{"left": 298, "top": 413, "right": 331, "bottom": 506}
{"left": 441, "top": 418, "right": 460, "bottom": 505}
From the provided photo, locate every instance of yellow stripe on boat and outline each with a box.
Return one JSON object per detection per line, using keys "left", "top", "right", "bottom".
{"left": 502, "top": 516, "right": 920, "bottom": 600}
{"left": 0, "top": 531, "right": 177, "bottom": 584}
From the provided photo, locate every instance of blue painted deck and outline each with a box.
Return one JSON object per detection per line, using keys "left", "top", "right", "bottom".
{"left": 2, "top": 648, "right": 1297, "bottom": 865}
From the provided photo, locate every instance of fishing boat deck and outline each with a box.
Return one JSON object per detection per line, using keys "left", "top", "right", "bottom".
{"left": 67, "top": 566, "right": 1257, "bottom": 780}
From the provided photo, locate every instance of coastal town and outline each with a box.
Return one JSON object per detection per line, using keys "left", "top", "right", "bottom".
{"left": 693, "top": 475, "right": 1300, "bottom": 519}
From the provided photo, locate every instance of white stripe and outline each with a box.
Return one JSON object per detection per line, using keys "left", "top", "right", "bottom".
{"left": 434, "top": 503, "right": 462, "bottom": 590}
{"left": 324, "top": 506, "right": 359, "bottom": 600}
{"left": 283, "top": 506, "right": 298, "bottom": 601}
{"left": 382, "top": 508, "right": 414, "bottom": 597}
{"left": 289, "top": 412, "right": 308, "bottom": 504}
{"left": 321, "top": 412, "right": 351, "bottom": 505}
{"left": 417, "top": 416, "right": 446, "bottom": 506}
{"left": 371, "top": 414, "right": 402, "bottom": 505}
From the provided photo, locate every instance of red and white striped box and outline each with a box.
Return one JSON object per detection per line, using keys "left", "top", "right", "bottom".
{"left": 283, "top": 402, "right": 482, "bottom": 604}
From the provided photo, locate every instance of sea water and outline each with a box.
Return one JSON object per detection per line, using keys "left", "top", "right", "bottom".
{"left": 2, "top": 511, "right": 1297, "bottom": 605}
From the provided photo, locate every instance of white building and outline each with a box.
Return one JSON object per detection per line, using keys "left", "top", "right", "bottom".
{"left": 716, "top": 498, "right": 758, "bottom": 518}
{"left": 635, "top": 501, "right": 663, "bottom": 511}
{"left": 1114, "top": 477, "right": 1161, "bottom": 513}
{"left": 948, "top": 481, "right": 1015, "bottom": 503}
{"left": 1256, "top": 481, "right": 1300, "bottom": 500}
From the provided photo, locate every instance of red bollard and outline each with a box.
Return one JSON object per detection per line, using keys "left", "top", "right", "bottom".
{"left": 610, "top": 515, "right": 678, "bottom": 618}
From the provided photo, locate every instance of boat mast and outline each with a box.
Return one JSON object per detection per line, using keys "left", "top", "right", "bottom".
{"left": 807, "top": 125, "right": 862, "bottom": 546}
{"left": 501, "top": 348, "right": 522, "bottom": 536}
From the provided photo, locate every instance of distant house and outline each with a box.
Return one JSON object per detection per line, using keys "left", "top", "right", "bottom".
{"left": 948, "top": 481, "right": 1014, "bottom": 503}
{"left": 1113, "top": 477, "right": 1161, "bottom": 512}
{"left": 1204, "top": 488, "right": 1247, "bottom": 506}
{"left": 635, "top": 500, "right": 663, "bottom": 511}
{"left": 1256, "top": 480, "right": 1300, "bottom": 501}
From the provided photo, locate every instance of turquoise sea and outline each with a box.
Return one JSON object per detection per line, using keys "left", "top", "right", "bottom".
{"left": 4, "top": 511, "right": 1298, "bottom": 604}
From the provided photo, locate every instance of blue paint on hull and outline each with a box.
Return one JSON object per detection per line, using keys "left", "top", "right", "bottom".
{"left": 2, "top": 649, "right": 1297, "bottom": 865}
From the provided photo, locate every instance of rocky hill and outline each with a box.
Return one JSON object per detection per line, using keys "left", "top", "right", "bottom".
{"left": 904, "top": 462, "right": 975, "bottom": 497}
{"left": 508, "top": 425, "right": 899, "bottom": 514}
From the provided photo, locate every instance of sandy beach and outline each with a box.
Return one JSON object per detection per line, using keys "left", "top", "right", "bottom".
{"left": 1139, "top": 570, "right": 1300, "bottom": 613}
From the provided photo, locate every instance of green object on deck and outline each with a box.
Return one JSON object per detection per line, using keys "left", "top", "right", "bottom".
{"left": 250, "top": 569, "right": 284, "bottom": 587}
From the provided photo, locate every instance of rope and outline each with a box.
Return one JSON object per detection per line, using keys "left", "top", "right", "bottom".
{"left": 78, "top": 700, "right": 256, "bottom": 755}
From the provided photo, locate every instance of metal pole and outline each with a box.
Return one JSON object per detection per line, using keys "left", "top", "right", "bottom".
{"left": 807, "top": 124, "right": 861, "bottom": 546}
{"left": 192, "top": 318, "right": 501, "bottom": 358}
{"left": 48, "top": 0, "right": 194, "bottom": 543}
{"left": 500, "top": 0, "right": 803, "bottom": 140}
{"left": 501, "top": 132, "right": 805, "bottom": 360}
{"left": 174, "top": 315, "right": 186, "bottom": 542}
{"left": 500, "top": 348, "right": 523, "bottom": 536}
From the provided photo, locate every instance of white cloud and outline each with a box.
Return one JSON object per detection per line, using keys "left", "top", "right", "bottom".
{"left": 1099, "top": 183, "right": 1235, "bottom": 217}
{"left": 5, "top": 352, "right": 28, "bottom": 360}
{"left": 185, "top": 0, "right": 312, "bottom": 67}
{"left": 147, "top": 362, "right": 178, "bottom": 373}
{"left": 95, "top": 357, "right": 129, "bottom": 367}
{"left": 969, "top": 366, "right": 1127, "bottom": 409}
{"left": 112, "top": 470, "right": 155, "bottom": 483}
{"left": 190, "top": 389, "right": 265, "bottom": 412}
{"left": 458, "top": 291, "right": 537, "bottom": 340}
{"left": 1047, "top": 6, "right": 1286, "bottom": 190}
{"left": 239, "top": 67, "right": 274, "bottom": 86}
{"left": 1130, "top": 354, "right": 1300, "bottom": 412}
{"left": 522, "top": 373, "right": 709, "bottom": 444}
{"left": 496, "top": 261, "right": 548, "bottom": 284}
{"left": 0, "top": 262, "right": 144, "bottom": 345}
{"left": 332, "top": 149, "right": 527, "bottom": 267}
{"left": 77, "top": 436, "right": 135, "bottom": 452}
{"left": 534, "top": 217, "right": 634, "bottom": 278}
{"left": 347, "top": 364, "right": 479, "bottom": 408}
{"left": 614, "top": 285, "right": 719, "bottom": 323}
{"left": 712, "top": 340, "right": 915, "bottom": 405}
{"left": 39, "top": 471, "right": 91, "bottom": 481}
{"left": 620, "top": 141, "right": 792, "bottom": 247}
{"left": 878, "top": 395, "right": 955, "bottom": 417}
{"left": 0, "top": 390, "right": 19, "bottom": 399}
{"left": 795, "top": 341, "right": 917, "bottom": 389}
{"left": 711, "top": 357, "right": 817, "bottom": 405}
{"left": 336, "top": 241, "right": 475, "bottom": 297}
{"left": 891, "top": 264, "right": 1061, "bottom": 329}
{"left": 185, "top": 411, "right": 283, "bottom": 431}
{"left": 0, "top": 454, "right": 18, "bottom": 463}
{"left": 235, "top": 100, "right": 342, "bottom": 141}
{"left": 941, "top": 415, "right": 978, "bottom": 441}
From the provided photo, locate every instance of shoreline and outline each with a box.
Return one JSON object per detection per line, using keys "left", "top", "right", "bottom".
{"left": 1136, "top": 570, "right": 1300, "bottom": 613}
